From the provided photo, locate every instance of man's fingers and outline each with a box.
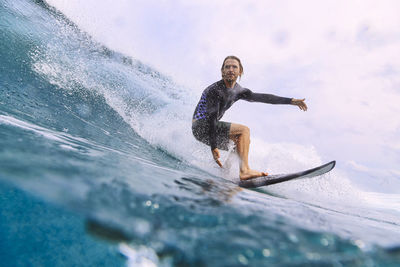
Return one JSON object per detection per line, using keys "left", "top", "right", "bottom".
{"left": 215, "top": 159, "right": 223, "bottom": 168}
{"left": 294, "top": 99, "right": 307, "bottom": 111}
{"left": 211, "top": 148, "right": 222, "bottom": 167}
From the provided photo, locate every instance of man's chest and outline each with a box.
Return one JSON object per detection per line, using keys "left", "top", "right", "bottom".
{"left": 216, "top": 89, "right": 240, "bottom": 110}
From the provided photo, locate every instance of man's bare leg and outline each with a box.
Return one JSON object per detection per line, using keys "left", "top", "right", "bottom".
{"left": 229, "top": 123, "right": 268, "bottom": 180}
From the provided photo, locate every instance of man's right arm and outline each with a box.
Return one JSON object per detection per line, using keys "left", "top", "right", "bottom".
{"left": 206, "top": 90, "right": 223, "bottom": 167}
{"left": 207, "top": 105, "right": 219, "bottom": 151}
{"left": 209, "top": 116, "right": 223, "bottom": 168}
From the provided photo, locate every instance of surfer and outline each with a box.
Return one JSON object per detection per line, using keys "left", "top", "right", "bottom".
{"left": 192, "top": 56, "right": 308, "bottom": 180}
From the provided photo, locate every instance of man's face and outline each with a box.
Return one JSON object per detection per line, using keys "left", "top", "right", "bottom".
{"left": 222, "top": 58, "right": 241, "bottom": 82}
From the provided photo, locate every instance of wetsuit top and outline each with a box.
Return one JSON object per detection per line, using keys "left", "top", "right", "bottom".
{"left": 192, "top": 80, "right": 292, "bottom": 150}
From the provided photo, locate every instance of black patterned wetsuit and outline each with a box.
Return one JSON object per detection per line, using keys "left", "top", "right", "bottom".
{"left": 192, "top": 80, "right": 292, "bottom": 150}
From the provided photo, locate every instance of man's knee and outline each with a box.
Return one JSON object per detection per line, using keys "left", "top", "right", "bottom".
{"left": 241, "top": 125, "right": 250, "bottom": 136}
{"left": 229, "top": 123, "right": 250, "bottom": 139}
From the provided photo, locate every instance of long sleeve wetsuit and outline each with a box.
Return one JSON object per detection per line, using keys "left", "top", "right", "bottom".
{"left": 192, "top": 80, "right": 292, "bottom": 150}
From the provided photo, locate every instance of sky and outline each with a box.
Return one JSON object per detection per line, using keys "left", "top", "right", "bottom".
{"left": 46, "top": 0, "right": 400, "bottom": 188}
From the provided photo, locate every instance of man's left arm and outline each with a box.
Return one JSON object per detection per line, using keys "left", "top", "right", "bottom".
{"left": 241, "top": 89, "right": 307, "bottom": 111}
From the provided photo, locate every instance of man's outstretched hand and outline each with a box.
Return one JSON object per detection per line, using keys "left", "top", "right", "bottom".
{"left": 212, "top": 148, "right": 223, "bottom": 168}
{"left": 291, "top": 98, "right": 308, "bottom": 111}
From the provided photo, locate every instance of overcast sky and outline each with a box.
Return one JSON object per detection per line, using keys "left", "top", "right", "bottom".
{"left": 46, "top": 0, "right": 400, "bottom": 185}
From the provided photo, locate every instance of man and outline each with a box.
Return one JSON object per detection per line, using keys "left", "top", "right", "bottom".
{"left": 192, "top": 56, "right": 307, "bottom": 180}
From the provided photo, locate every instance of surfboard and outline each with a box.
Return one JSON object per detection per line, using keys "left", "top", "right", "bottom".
{"left": 237, "top": 161, "right": 336, "bottom": 188}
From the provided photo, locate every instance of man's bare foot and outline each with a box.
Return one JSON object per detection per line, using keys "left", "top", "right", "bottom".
{"left": 239, "top": 169, "right": 268, "bottom": 180}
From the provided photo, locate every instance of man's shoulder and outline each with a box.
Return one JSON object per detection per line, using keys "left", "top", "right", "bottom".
{"left": 234, "top": 82, "right": 246, "bottom": 90}
{"left": 203, "top": 80, "right": 224, "bottom": 94}
{"left": 206, "top": 80, "right": 224, "bottom": 89}
{"left": 234, "top": 83, "right": 251, "bottom": 93}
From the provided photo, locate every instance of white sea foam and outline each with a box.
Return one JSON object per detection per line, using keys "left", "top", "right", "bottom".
{"left": 119, "top": 243, "right": 161, "bottom": 267}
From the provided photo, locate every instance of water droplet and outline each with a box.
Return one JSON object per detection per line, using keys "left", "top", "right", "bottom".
{"left": 320, "top": 237, "right": 329, "bottom": 246}
{"left": 238, "top": 254, "right": 248, "bottom": 265}
{"left": 262, "top": 249, "right": 271, "bottom": 257}
{"left": 288, "top": 233, "right": 298, "bottom": 243}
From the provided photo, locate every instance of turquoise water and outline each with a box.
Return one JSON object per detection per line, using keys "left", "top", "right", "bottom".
{"left": 1, "top": 0, "right": 400, "bottom": 266}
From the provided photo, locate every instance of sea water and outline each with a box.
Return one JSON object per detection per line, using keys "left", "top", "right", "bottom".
{"left": 1, "top": 0, "right": 400, "bottom": 266}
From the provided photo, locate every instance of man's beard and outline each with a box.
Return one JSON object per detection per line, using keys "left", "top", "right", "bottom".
{"left": 223, "top": 74, "right": 237, "bottom": 82}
